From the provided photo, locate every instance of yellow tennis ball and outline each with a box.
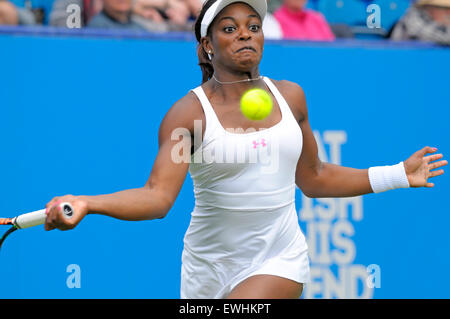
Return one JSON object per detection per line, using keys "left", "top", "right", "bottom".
{"left": 240, "top": 88, "right": 273, "bottom": 121}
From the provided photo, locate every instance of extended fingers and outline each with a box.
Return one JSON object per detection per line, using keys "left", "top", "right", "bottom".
{"left": 424, "top": 153, "right": 443, "bottom": 163}
{"left": 428, "top": 169, "right": 445, "bottom": 178}
{"left": 428, "top": 158, "right": 447, "bottom": 171}
{"left": 417, "top": 146, "right": 438, "bottom": 157}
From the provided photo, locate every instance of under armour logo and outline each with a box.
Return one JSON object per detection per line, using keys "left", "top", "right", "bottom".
{"left": 252, "top": 138, "right": 267, "bottom": 149}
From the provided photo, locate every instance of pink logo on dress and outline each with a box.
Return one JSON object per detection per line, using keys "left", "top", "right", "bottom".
{"left": 252, "top": 138, "right": 267, "bottom": 149}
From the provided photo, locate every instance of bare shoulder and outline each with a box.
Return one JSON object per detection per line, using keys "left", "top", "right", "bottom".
{"left": 270, "top": 79, "right": 308, "bottom": 123}
{"left": 158, "top": 90, "right": 205, "bottom": 143}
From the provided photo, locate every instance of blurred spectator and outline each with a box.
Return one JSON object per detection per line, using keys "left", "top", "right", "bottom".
{"left": 185, "top": 0, "right": 202, "bottom": 19}
{"left": 88, "top": 0, "right": 146, "bottom": 30}
{"left": 267, "top": 0, "right": 283, "bottom": 13}
{"left": 274, "top": 0, "right": 335, "bottom": 41}
{"left": 50, "top": 0, "right": 103, "bottom": 27}
{"left": 133, "top": 0, "right": 165, "bottom": 23}
{"left": 0, "top": 0, "right": 36, "bottom": 25}
{"left": 0, "top": 0, "right": 17, "bottom": 25}
{"left": 264, "top": 0, "right": 283, "bottom": 39}
{"left": 132, "top": 0, "right": 170, "bottom": 32}
{"left": 165, "top": 0, "right": 192, "bottom": 31}
{"left": 390, "top": 0, "right": 450, "bottom": 45}
{"left": 132, "top": 0, "right": 196, "bottom": 32}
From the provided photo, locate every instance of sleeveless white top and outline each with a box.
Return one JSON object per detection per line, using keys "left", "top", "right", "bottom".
{"left": 181, "top": 77, "right": 310, "bottom": 298}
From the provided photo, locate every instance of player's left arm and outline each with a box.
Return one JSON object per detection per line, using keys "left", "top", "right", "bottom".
{"left": 277, "top": 80, "right": 447, "bottom": 198}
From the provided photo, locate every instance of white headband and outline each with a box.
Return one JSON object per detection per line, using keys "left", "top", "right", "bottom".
{"left": 200, "top": 0, "right": 267, "bottom": 38}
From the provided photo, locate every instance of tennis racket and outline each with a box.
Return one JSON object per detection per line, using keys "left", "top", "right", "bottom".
{"left": 0, "top": 202, "right": 74, "bottom": 252}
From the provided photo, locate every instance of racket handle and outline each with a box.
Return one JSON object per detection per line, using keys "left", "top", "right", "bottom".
{"left": 13, "top": 202, "right": 74, "bottom": 229}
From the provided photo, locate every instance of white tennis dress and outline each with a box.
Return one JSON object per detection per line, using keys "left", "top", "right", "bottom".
{"left": 181, "top": 77, "right": 310, "bottom": 298}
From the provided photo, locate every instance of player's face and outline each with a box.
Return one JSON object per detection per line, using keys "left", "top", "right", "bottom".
{"left": 207, "top": 3, "right": 264, "bottom": 72}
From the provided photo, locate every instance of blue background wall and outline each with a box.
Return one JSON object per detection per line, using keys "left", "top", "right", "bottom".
{"left": 0, "top": 30, "right": 449, "bottom": 298}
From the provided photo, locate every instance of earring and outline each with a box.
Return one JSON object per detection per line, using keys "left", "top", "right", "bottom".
{"left": 207, "top": 51, "right": 212, "bottom": 60}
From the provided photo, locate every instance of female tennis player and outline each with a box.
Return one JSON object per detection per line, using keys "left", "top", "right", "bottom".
{"left": 45, "top": 0, "right": 447, "bottom": 299}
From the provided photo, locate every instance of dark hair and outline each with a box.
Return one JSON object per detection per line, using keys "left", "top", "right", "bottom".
{"left": 194, "top": 0, "right": 219, "bottom": 84}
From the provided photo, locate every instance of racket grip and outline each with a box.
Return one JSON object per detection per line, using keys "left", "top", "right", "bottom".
{"left": 13, "top": 202, "right": 74, "bottom": 229}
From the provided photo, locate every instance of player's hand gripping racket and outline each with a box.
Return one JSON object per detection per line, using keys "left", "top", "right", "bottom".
{"left": 0, "top": 202, "right": 73, "bottom": 252}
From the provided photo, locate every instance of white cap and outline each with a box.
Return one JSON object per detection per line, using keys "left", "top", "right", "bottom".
{"left": 200, "top": 0, "right": 267, "bottom": 38}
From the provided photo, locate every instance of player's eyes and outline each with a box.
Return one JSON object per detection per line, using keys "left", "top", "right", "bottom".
{"left": 223, "top": 26, "right": 236, "bottom": 33}
{"left": 249, "top": 24, "right": 261, "bottom": 32}
{"left": 223, "top": 24, "right": 260, "bottom": 33}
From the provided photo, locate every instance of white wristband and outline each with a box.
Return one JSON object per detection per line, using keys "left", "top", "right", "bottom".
{"left": 368, "top": 161, "right": 410, "bottom": 193}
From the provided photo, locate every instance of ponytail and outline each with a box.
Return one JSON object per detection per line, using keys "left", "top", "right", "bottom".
{"left": 197, "top": 44, "right": 214, "bottom": 84}
{"left": 194, "top": 0, "right": 218, "bottom": 84}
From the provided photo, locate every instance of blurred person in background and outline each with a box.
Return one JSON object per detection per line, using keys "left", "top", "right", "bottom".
{"left": 274, "top": 0, "right": 335, "bottom": 40}
{"left": 133, "top": 0, "right": 198, "bottom": 32}
{"left": 0, "top": 0, "right": 36, "bottom": 25}
{"left": 132, "top": 0, "right": 170, "bottom": 32}
{"left": 185, "top": 0, "right": 202, "bottom": 18}
{"left": 50, "top": 0, "right": 103, "bottom": 27}
{"left": 390, "top": 0, "right": 450, "bottom": 45}
{"left": 165, "top": 0, "right": 193, "bottom": 31}
{"left": 264, "top": 0, "right": 283, "bottom": 39}
{"left": 88, "top": 0, "right": 146, "bottom": 30}
{"left": 0, "top": 0, "right": 17, "bottom": 25}
{"left": 267, "top": 0, "right": 282, "bottom": 12}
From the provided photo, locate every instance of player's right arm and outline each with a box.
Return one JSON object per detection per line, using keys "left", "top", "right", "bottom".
{"left": 45, "top": 92, "right": 202, "bottom": 231}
